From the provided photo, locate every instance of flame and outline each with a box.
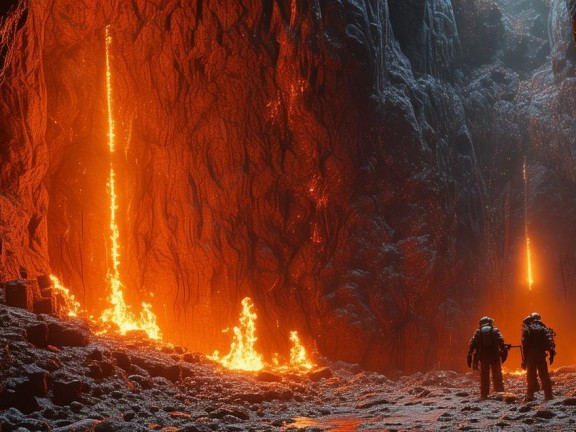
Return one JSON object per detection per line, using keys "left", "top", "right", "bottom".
{"left": 211, "top": 297, "right": 316, "bottom": 373}
{"left": 523, "top": 157, "right": 534, "bottom": 290}
{"left": 99, "top": 26, "right": 161, "bottom": 340}
{"left": 210, "top": 297, "right": 264, "bottom": 371}
{"left": 49, "top": 274, "right": 82, "bottom": 317}
{"left": 289, "top": 330, "right": 315, "bottom": 370}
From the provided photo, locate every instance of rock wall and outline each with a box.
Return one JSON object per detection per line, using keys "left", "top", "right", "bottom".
{"left": 1, "top": 0, "right": 575, "bottom": 372}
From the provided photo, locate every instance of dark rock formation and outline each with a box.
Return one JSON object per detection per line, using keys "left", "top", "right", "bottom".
{"left": 0, "top": 0, "right": 576, "bottom": 373}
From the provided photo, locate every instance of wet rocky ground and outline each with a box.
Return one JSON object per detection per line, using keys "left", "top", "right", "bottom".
{"left": 1, "top": 303, "right": 576, "bottom": 432}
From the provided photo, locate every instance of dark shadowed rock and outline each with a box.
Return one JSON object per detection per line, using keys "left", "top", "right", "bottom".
{"left": 5, "top": 280, "right": 36, "bottom": 311}
{"left": 34, "top": 297, "right": 57, "bottom": 314}
{"left": 256, "top": 371, "right": 281, "bottom": 383}
{"left": 111, "top": 352, "right": 131, "bottom": 371}
{"left": 25, "top": 322, "right": 48, "bottom": 347}
{"left": 47, "top": 322, "right": 89, "bottom": 347}
{"left": 308, "top": 367, "right": 333, "bottom": 381}
{"left": 95, "top": 420, "right": 149, "bottom": 432}
{"left": 52, "top": 418, "right": 100, "bottom": 431}
{"left": 208, "top": 405, "right": 250, "bottom": 421}
{"left": 52, "top": 380, "right": 85, "bottom": 405}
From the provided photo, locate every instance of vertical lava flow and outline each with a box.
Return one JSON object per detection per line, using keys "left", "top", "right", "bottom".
{"left": 99, "top": 26, "right": 161, "bottom": 340}
{"left": 523, "top": 157, "right": 534, "bottom": 290}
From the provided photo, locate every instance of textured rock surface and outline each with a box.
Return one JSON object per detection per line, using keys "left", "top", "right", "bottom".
{"left": 0, "top": 0, "right": 576, "bottom": 373}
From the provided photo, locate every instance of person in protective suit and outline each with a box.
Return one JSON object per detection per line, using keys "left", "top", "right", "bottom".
{"left": 467, "top": 316, "right": 507, "bottom": 399}
{"left": 521, "top": 312, "right": 556, "bottom": 401}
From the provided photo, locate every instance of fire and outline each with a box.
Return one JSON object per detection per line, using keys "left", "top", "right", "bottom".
{"left": 49, "top": 274, "right": 82, "bottom": 317}
{"left": 211, "top": 297, "right": 316, "bottom": 373}
{"left": 99, "top": 26, "right": 161, "bottom": 340}
{"left": 289, "top": 330, "right": 315, "bottom": 370}
{"left": 210, "top": 297, "right": 264, "bottom": 371}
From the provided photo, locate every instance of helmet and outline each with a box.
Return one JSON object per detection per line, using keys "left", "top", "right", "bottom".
{"left": 479, "top": 316, "right": 493, "bottom": 326}
{"left": 531, "top": 312, "right": 541, "bottom": 321}
{"left": 522, "top": 315, "right": 534, "bottom": 325}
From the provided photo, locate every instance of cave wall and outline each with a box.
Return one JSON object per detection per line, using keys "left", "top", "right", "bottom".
{"left": 1, "top": 0, "right": 576, "bottom": 373}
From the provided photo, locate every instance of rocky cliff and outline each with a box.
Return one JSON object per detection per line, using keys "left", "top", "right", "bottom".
{"left": 1, "top": 0, "right": 575, "bottom": 373}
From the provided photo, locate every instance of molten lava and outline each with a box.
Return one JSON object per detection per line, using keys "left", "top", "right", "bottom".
{"left": 523, "top": 157, "right": 534, "bottom": 290}
{"left": 211, "top": 297, "right": 316, "bottom": 373}
{"left": 49, "top": 274, "right": 82, "bottom": 317}
{"left": 98, "top": 26, "right": 161, "bottom": 340}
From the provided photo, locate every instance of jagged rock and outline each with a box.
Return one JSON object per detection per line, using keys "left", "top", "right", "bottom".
{"left": 47, "top": 322, "right": 89, "bottom": 347}
{"left": 95, "top": 420, "right": 149, "bottom": 432}
{"left": 562, "top": 397, "right": 576, "bottom": 405}
{"left": 52, "top": 380, "right": 85, "bottom": 405}
{"left": 534, "top": 408, "right": 555, "bottom": 419}
{"left": 4, "top": 280, "right": 37, "bottom": 311}
{"left": 33, "top": 297, "right": 57, "bottom": 314}
{"left": 256, "top": 371, "right": 281, "bottom": 383}
{"left": 308, "top": 367, "right": 333, "bottom": 381}
{"left": 25, "top": 322, "right": 48, "bottom": 347}
{"left": 111, "top": 352, "right": 131, "bottom": 371}
{"left": 52, "top": 419, "right": 100, "bottom": 432}
{"left": 208, "top": 405, "right": 250, "bottom": 421}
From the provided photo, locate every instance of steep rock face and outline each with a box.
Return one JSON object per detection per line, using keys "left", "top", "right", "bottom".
{"left": 1, "top": 0, "right": 575, "bottom": 373}
{"left": 0, "top": 0, "right": 482, "bottom": 373}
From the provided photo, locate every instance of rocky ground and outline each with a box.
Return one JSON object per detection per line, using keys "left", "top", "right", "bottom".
{"left": 1, "top": 304, "right": 576, "bottom": 432}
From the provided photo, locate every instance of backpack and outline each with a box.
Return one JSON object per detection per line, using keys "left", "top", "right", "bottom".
{"left": 527, "top": 322, "right": 553, "bottom": 351}
{"left": 480, "top": 325, "right": 494, "bottom": 348}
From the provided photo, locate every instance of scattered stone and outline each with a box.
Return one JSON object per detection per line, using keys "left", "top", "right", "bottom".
{"left": 95, "top": 420, "right": 149, "bottom": 432}
{"left": 52, "top": 380, "right": 85, "bottom": 405}
{"left": 503, "top": 393, "right": 518, "bottom": 404}
{"left": 355, "top": 396, "right": 390, "bottom": 409}
{"left": 69, "top": 401, "right": 83, "bottom": 413}
{"left": 307, "top": 367, "right": 332, "bottom": 381}
{"left": 563, "top": 397, "right": 576, "bottom": 406}
{"left": 182, "top": 353, "right": 201, "bottom": 363}
{"left": 208, "top": 405, "right": 250, "bottom": 421}
{"left": 534, "top": 409, "right": 555, "bottom": 419}
{"left": 52, "top": 419, "right": 100, "bottom": 432}
{"left": 250, "top": 371, "right": 278, "bottom": 383}
{"left": 112, "top": 351, "right": 131, "bottom": 371}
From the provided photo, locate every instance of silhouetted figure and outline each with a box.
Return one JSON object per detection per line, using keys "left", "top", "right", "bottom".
{"left": 467, "top": 316, "right": 506, "bottom": 399}
{"left": 521, "top": 312, "right": 555, "bottom": 402}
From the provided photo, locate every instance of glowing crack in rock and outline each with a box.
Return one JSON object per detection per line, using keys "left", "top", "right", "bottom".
{"left": 49, "top": 274, "right": 82, "bottom": 317}
{"left": 99, "top": 26, "right": 161, "bottom": 340}
{"left": 523, "top": 157, "right": 534, "bottom": 290}
{"left": 210, "top": 297, "right": 264, "bottom": 371}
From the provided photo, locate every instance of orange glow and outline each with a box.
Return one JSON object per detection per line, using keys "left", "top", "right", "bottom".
{"left": 523, "top": 157, "right": 534, "bottom": 290}
{"left": 504, "top": 368, "right": 526, "bottom": 376}
{"left": 49, "top": 274, "right": 82, "bottom": 317}
{"left": 99, "top": 26, "right": 161, "bottom": 340}
{"left": 210, "top": 297, "right": 264, "bottom": 371}
{"left": 211, "top": 297, "right": 316, "bottom": 373}
{"left": 525, "top": 236, "right": 534, "bottom": 290}
{"left": 289, "top": 330, "right": 315, "bottom": 370}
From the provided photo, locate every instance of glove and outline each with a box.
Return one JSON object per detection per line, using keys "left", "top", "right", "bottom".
{"left": 549, "top": 351, "right": 555, "bottom": 365}
{"left": 467, "top": 353, "right": 472, "bottom": 368}
{"left": 521, "top": 361, "right": 526, "bottom": 370}
{"left": 500, "top": 349, "right": 508, "bottom": 364}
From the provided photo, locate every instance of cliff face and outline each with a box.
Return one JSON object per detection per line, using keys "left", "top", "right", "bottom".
{"left": 1, "top": 0, "right": 575, "bottom": 373}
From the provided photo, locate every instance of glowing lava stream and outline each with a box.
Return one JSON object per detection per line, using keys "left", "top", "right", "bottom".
{"left": 99, "top": 26, "right": 161, "bottom": 340}
{"left": 523, "top": 157, "right": 534, "bottom": 290}
{"left": 210, "top": 297, "right": 315, "bottom": 372}
{"left": 49, "top": 274, "right": 82, "bottom": 317}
